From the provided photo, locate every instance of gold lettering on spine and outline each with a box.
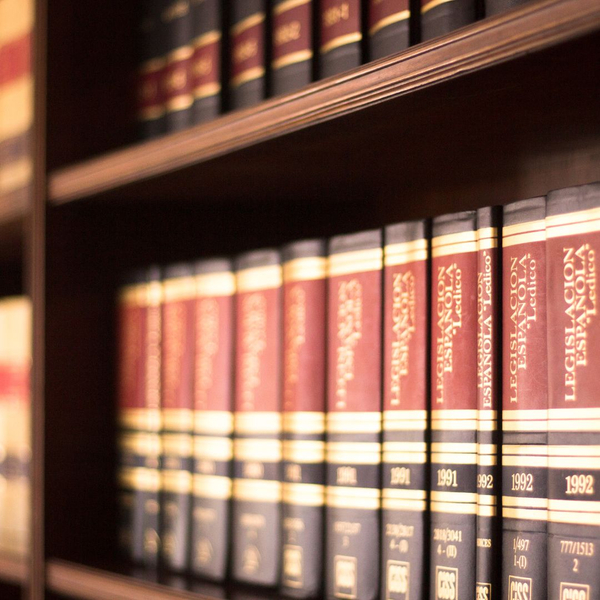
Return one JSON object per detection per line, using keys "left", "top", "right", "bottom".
{"left": 240, "top": 294, "right": 267, "bottom": 411}
{"left": 284, "top": 285, "right": 306, "bottom": 410}
{"left": 336, "top": 279, "right": 362, "bottom": 409}
{"left": 563, "top": 245, "right": 597, "bottom": 402}
{"left": 508, "top": 255, "right": 537, "bottom": 403}
{"left": 163, "top": 302, "right": 185, "bottom": 408}
{"left": 477, "top": 251, "right": 493, "bottom": 408}
{"left": 323, "top": 2, "right": 350, "bottom": 27}
{"left": 435, "top": 263, "right": 462, "bottom": 404}
{"left": 390, "top": 270, "right": 416, "bottom": 406}
{"left": 195, "top": 298, "right": 219, "bottom": 409}
{"left": 274, "top": 21, "right": 302, "bottom": 46}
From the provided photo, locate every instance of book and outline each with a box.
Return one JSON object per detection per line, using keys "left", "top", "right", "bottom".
{"left": 501, "top": 198, "right": 547, "bottom": 600}
{"left": 281, "top": 239, "right": 327, "bottom": 598}
{"left": 319, "top": 0, "right": 364, "bottom": 79}
{"left": 381, "top": 221, "right": 429, "bottom": 600}
{"left": 231, "top": 249, "right": 283, "bottom": 586}
{"left": 190, "top": 0, "right": 223, "bottom": 125}
{"left": 484, "top": 0, "right": 533, "bottom": 17}
{"left": 429, "top": 211, "right": 478, "bottom": 600}
{"left": 271, "top": 0, "right": 315, "bottom": 96}
{"left": 476, "top": 207, "right": 501, "bottom": 600}
{"left": 368, "top": 0, "right": 410, "bottom": 60}
{"left": 191, "top": 258, "right": 235, "bottom": 580}
{"left": 162, "top": 0, "right": 194, "bottom": 132}
{"left": 117, "top": 267, "right": 163, "bottom": 567}
{"left": 137, "top": 1, "right": 167, "bottom": 139}
{"left": 326, "top": 229, "right": 382, "bottom": 600}
{"left": 229, "top": 0, "right": 268, "bottom": 110}
{"left": 420, "top": 0, "right": 475, "bottom": 42}
{"left": 546, "top": 183, "right": 600, "bottom": 600}
{"left": 160, "top": 264, "right": 195, "bottom": 572}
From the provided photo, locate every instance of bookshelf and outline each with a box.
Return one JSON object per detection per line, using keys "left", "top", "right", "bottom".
{"left": 0, "top": 0, "right": 597, "bottom": 598}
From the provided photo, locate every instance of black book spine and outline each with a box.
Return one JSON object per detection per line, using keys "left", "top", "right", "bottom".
{"left": 271, "top": 0, "right": 314, "bottom": 96}
{"left": 381, "top": 221, "right": 429, "bottom": 600}
{"left": 476, "top": 207, "right": 501, "bottom": 600}
{"left": 162, "top": 0, "right": 194, "bottom": 132}
{"left": 484, "top": 0, "right": 532, "bottom": 17}
{"left": 229, "top": 0, "right": 269, "bottom": 110}
{"left": 319, "top": 0, "right": 364, "bottom": 79}
{"left": 137, "top": 1, "right": 167, "bottom": 139}
{"left": 190, "top": 0, "right": 222, "bottom": 124}
{"left": 420, "top": 0, "right": 475, "bottom": 42}
{"left": 368, "top": 0, "right": 410, "bottom": 60}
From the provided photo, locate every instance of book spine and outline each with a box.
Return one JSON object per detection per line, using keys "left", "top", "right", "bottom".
{"left": 191, "top": 260, "right": 235, "bottom": 580}
{"left": 281, "top": 240, "right": 327, "bottom": 597}
{"left": 190, "top": 0, "right": 222, "bottom": 124}
{"left": 160, "top": 268, "right": 195, "bottom": 571}
{"left": 476, "top": 208, "right": 501, "bottom": 600}
{"left": 319, "top": 0, "right": 363, "bottom": 79}
{"left": 162, "top": 0, "right": 194, "bottom": 132}
{"left": 429, "top": 212, "right": 478, "bottom": 600}
{"left": 232, "top": 250, "right": 283, "bottom": 586}
{"left": 271, "top": 0, "right": 314, "bottom": 96}
{"left": 501, "top": 198, "right": 547, "bottom": 600}
{"left": 368, "top": 0, "right": 410, "bottom": 60}
{"left": 546, "top": 183, "right": 600, "bottom": 600}
{"left": 420, "top": 0, "right": 475, "bottom": 42}
{"left": 382, "top": 222, "right": 429, "bottom": 600}
{"left": 229, "top": 0, "right": 268, "bottom": 110}
{"left": 326, "top": 230, "right": 382, "bottom": 600}
{"left": 137, "top": 1, "right": 167, "bottom": 139}
{"left": 484, "top": 0, "right": 532, "bottom": 17}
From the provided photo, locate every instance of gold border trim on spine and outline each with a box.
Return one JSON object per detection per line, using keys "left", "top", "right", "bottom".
{"left": 273, "top": 49, "right": 314, "bottom": 70}
{"left": 162, "top": 408, "right": 194, "bottom": 431}
{"left": 369, "top": 10, "right": 410, "bottom": 36}
{"left": 283, "top": 257, "right": 327, "bottom": 282}
{"left": 320, "top": 32, "right": 362, "bottom": 55}
{"left": 194, "top": 410, "right": 234, "bottom": 435}
{"left": 328, "top": 248, "right": 382, "bottom": 277}
{"left": 194, "top": 30, "right": 221, "bottom": 48}
{"left": 231, "top": 66, "right": 267, "bottom": 89}
{"left": 236, "top": 264, "right": 282, "bottom": 292}
{"left": 235, "top": 411, "right": 282, "bottom": 434}
{"left": 283, "top": 411, "right": 325, "bottom": 434}
{"left": 162, "top": 469, "right": 192, "bottom": 493}
{"left": 231, "top": 12, "right": 265, "bottom": 37}
{"left": 283, "top": 439, "right": 325, "bottom": 463}
{"left": 164, "top": 276, "right": 196, "bottom": 302}
{"left": 274, "top": 0, "right": 310, "bottom": 15}
{"left": 194, "top": 435, "right": 233, "bottom": 461}
{"left": 327, "top": 411, "right": 382, "bottom": 433}
{"left": 502, "top": 507, "right": 548, "bottom": 521}
{"left": 193, "top": 474, "right": 232, "bottom": 499}
{"left": 234, "top": 438, "right": 282, "bottom": 462}
{"left": 196, "top": 272, "right": 236, "bottom": 297}
{"left": 431, "top": 501, "right": 477, "bottom": 514}
{"left": 431, "top": 452, "right": 477, "bottom": 465}
{"left": 283, "top": 482, "right": 325, "bottom": 506}
{"left": 194, "top": 82, "right": 221, "bottom": 99}
{"left": 233, "top": 478, "right": 282, "bottom": 502}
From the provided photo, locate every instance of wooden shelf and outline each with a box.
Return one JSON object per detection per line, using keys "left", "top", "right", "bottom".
{"left": 0, "top": 554, "right": 28, "bottom": 586}
{"left": 48, "top": 0, "right": 600, "bottom": 205}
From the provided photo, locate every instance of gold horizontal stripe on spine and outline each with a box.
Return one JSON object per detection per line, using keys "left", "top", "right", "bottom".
{"left": 283, "top": 411, "right": 325, "bottom": 434}
{"left": 194, "top": 82, "right": 222, "bottom": 99}
{"left": 283, "top": 482, "right": 325, "bottom": 506}
{"left": 194, "top": 436, "right": 232, "bottom": 460}
{"left": 503, "top": 496, "right": 547, "bottom": 508}
{"left": 431, "top": 452, "right": 477, "bottom": 465}
{"left": 547, "top": 445, "right": 600, "bottom": 456}
{"left": 477, "top": 227, "right": 498, "bottom": 240}
{"left": 477, "top": 505, "right": 498, "bottom": 517}
{"left": 120, "top": 408, "right": 162, "bottom": 432}
{"left": 502, "top": 231, "right": 546, "bottom": 248}
{"left": 162, "top": 433, "right": 193, "bottom": 457}
{"left": 328, "top": 248, "right": 382, "bottom": 277}
{"left": 432, "top": 242, "right": 478, "bottom": 257}
{"left": 283, "top": 440, "right": 325, "bottom": 463}
{"left": 231, "top": 66, "right": 266, "bottom": 88}
{"left": 384, "top": 452, "right": 427, "bottom": 464}
{"left": 162, "top": 469, "right": 192, "bottom": 493}
{"left": 139, "top": 106, "right": 166, "bottom": 121}
{"left": 0, "top": 77, "right": 33, "bottom": 140}
{"left": 327, "top": 442, "right": 381, "bottom": 465}
{"left": 432, "top": 442, "right": 478, "bottom": 454}
{"left": 422, "top": 0, "right": 454, "bottom": 13}
{"left": 503, "top": 421, "right": 548, "bottom": 432}
{"left": 0, "top": 158, "right": 33, "bottom": 194}
{"left": 118, "top": 432, "right": 161, "bottom": 456}
{"left": 119, "top": 283, "right": 148, "bottom": 305}
{"left": 478, "top": 443, "right": 497, "bottom": 455}
{"left": 231, "top": 12, "right": 265, "bottom": 36}
{"left": 549, "top": 499, "right": 600, "bottom": 513}
{"left": 548, "top": 421, "right": 600, "bottom": 432}
{"left": 548, "top": 407, "right": 600, "bottom": 419}
{"left": 431, "top": 501, "right": 477, "bottom": 514}
{"left": 384, "top": 409, "right": 428, "bottom": 421}
{"left": 549, "top": 456, "right": 600, "bottom": 469}
{"left": 549, "top": 512, "right": 600, "bottom": 526}
{"left": 432, "top": 419, "right": 477, "bottom": 431}
{"left": 477, "top": 455, "right": 498, "bottom": 467}
{"left": 233, "top": 478, "right": 281, "bottom": 502}
{"left": 168, "top": 45, "right": 194, "bottom": 62}
{"left": 194, "top": 411, "right": 234, "bottom": 435}
{"left": 166, "top": 94, "right": 194, "bottom": 112}
{"left": 193, "top": 474, "right": 232, "bottom": 499}
{"left": 384, "top": 239, "right": 427, "bottom": 266}
{"left": 478, "top": 410, "right": 498, "bottom": 420}
{"left": 326, "top": 486, "right": 381, "bottom": 510}
{"left": 327, "top": 412, "right": 382, "bottom": 433}
{"left": 236, "top": 264, "right": 282, "bottom": 292}
{"left": 235, "top": 411, "right": 282, "bottom": 434}
{"left": 162, "top": 408, "right": 193, "bottom": 431}
{"left": 119, "top": 467, "right": 161, "bottom": 492}
{"left": 432, "top": 409, "right": 478, "bottom": 419}
{"left": 383, "top": 489, "right": 427, "bottom": 500}
{"left": 274, "top": 0, "right": 310, "bottom": 15}
{"left": 234, "top": 438, "right": 282, "bottom": 462}
{"left": 503, "top": 445, "right": 548, "bottom": 455}
{"left": 382, "top": 498, "right": 427, "bottom": 511}
{"left": 321, "top": 32, "right": 362, "bottom": 55}
{"left": 369, "top": 9, "right": 410, "bottom": 36}
{"left": 141, "top": 57, "right": 166, "bottom": 74}
{"left": 196, "top": 272, "right": 236, "bottom": 297}
{"left": 547, "top": 207, "right": 600, "bottom": 238}
{"left": 431, "top": 491, "right": 477, "bottom": 504}
{"left": 273, "top": 49, "right": 314, "bottom": 70}
{"left": 194, "top": 30, "right": 221, "bottom": 48}
{"left": 432, "top": 230, "right": 477, "bottom": 248}
{"left": 503, "top": 507, "right": 548, "bottom": 521}
{"left": 163, "top": 275, "right": 196, "bottom": 302}
{"left": 477, "top": 495, "right": 496, "bottom": 505}
{"left": 502, "top": 455, "right": 547, "bottom": 467}
{"left": 503, "top": 219, "right": 545, "bottom": 237}
{"left": 383, "top": 441, "right": 427, "bottom": 452}
{"left": 501, "top": 409, "right": 548, "bottom": 420}
{"left": 283, "top": 257, "right": 327, "bottom": 282}
{"left": 477, "top": 420, "right": 498, "bottom": 432}
{"left": 0, "top": 0, "right": 33, "bottom": 43}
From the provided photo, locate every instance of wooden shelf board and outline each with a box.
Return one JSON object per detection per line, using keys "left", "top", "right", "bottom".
{"left": 0, "top": 553, "right": 28, "bottom": 585}
{"left": 48, "top": 0, "right": 600, "bottom": 204}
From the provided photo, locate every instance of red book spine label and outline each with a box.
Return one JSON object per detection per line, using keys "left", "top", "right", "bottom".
{"left": 230, "top": 13, "right": 266, "bottom": 88}
{"left": 0, "top": 33, "right": 31, "bottom": 86}
{"left": 138, "top": 60, "right": 166, "bottom": 122}
{"left": 369, "top": 0, "right": 409, "bottom": 35}
{"left": 192, "top": 31, "right": 221, "bottom": 99}
{"left": 320, "top": 0, "right": 362, "bottom": 54}
{"left": 272, "top": 1, "right": 313, "bottom": 71}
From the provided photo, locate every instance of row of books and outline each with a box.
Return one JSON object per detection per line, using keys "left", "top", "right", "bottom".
{"left": 137, "top": 0, "right": 531, "bottom": 138}
{"left": 0, "top": 296, "right": 31, "bottom": 559}
{"left": 0, "top": 0, "right": 34, "bottom": 210}
{"left": 117, "top": 181, "right": 600, "bottom": 600}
